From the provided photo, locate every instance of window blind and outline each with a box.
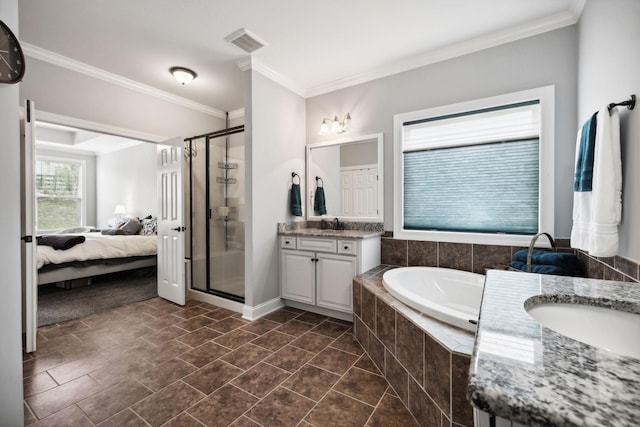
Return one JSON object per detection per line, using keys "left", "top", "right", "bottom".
{"left": 402, "top": 101, "right": 540, "bottom": 234}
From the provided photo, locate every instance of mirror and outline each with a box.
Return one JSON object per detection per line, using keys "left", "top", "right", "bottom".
{"left": 306, "top": 133, "right": 383, "bottom": 222}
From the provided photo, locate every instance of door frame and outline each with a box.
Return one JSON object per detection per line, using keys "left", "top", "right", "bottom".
{"left": 21, "top": 110, "right": 171, "bottom": 351}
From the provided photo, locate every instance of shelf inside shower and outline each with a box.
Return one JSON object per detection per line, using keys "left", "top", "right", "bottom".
{"left": 216, "top": 177, "right": 237, "bottom": 184}
{"left": 218, "top": 161, "right": 238, "bottom": 169}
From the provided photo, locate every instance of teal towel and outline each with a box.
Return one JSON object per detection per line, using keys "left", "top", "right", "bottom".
{"left": 573, "top": 112, "right": 598, "bottom": 192}
{"left": 508, "top": 260, "right": 581, "bottom": 277}
{"left": 290, "top": 184, "right": 302, "bottom": 216}
{"left": 512, "top": 249, "right": 582, "bottom": 272}
{"left": 314, "top": 187, "right": 327, "bottom": 215}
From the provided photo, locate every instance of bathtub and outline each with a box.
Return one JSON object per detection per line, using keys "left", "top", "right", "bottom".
{"left": 382, "top": 267, "right": 485, "bottom": 332}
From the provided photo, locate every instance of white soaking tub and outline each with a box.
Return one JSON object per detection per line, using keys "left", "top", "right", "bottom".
{"left": 382, "top": 267, "right": 485, "bottom": 332}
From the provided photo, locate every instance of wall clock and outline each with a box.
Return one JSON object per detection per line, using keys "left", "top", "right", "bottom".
{"left": 0, "top": 19, "right": 25, "bottom": 84}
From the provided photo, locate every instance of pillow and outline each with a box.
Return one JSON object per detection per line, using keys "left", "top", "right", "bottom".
{"left": 119, "top": 217, "right": 143, "bottom": 235}
{"left": 140, "top": 216, "right": 157, "bottom": 236}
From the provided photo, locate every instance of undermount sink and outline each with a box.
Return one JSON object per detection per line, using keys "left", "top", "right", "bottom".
{"left": 526, "top": 302, "right": 640, "bottom": 359}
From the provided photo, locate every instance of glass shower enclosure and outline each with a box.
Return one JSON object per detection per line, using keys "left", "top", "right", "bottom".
{"left": 186, "top": 125, "right": 245, "bottom": 302}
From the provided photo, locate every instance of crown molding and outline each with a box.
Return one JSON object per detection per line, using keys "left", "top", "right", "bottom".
{"left": 306, "top": 10, "right": 580, "bottom": 98}
{"left": 23, "top": 43, "right": 227, "bottom": 119}
{"left": 35, "top": 110, "right": 168, "bottom": 143}
{"left": 569, "top": 0, "right": 587, "bottom": 21}
{"left": 236, "top": 56, "right": 307, "bottom": 98}
{"left": 228, "top": 108, "right": 245, "bottom": 119}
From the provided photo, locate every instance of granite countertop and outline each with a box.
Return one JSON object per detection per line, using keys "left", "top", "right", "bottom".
{"left": 468, "top": 269, "right": 640, "bottom": 427}
{"left": 278, "top": 228, "right": 383, "bottom": 239}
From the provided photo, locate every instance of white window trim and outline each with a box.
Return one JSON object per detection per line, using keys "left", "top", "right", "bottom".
{"left": 35, "top": 155, "right": 87, "bottom": 232}
{"left": 393, "top": 86, "right": 555, "bottom": 247}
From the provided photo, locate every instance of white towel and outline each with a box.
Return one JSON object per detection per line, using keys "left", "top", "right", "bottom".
{"left": 570, "top": 107, "right": 622, "bottom": 257}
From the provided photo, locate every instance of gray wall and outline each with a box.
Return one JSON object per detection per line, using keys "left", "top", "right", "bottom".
{"left": 0, "top": 3, "right": 26, "bottom": 425}
{"left": 341, "top": 140, "right": 377, "bottom": 168}
{"left": 96, "top": 143, "right": 158, "bottom": 228}
{"left": 245, "top": 70, "right": 306, "bottom": 307}
{"left": 20, "top": 57, "right": 223, "bottom": 139}
{"left": 36, "top": 147, "right": 97, "bottom": 227}
{"left": 307, "top": 26, "right": 579, "bottom": 235}
{"left": 577, "top": 0, "right": 640, "bottom": 262}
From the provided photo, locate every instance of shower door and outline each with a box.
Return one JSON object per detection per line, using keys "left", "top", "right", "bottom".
{"left": 188, "top": 128, "right": 245, "bottom": 302}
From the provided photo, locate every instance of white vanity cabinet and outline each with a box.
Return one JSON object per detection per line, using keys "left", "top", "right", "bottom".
{"left": 280, "top": 234, "right": 380, "bottom": 315}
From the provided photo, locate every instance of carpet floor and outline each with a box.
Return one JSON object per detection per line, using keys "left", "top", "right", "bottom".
{"left": 38, "top": 267, "right": 158, "bottom": 326}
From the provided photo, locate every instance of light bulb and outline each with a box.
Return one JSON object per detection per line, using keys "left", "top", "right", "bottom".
{"left": 331, "top": 116, "right": 341, "bottom": 133}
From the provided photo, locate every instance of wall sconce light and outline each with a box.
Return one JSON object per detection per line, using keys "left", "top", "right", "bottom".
{"left": 114, "top": 204, "right": 126, "bottom": 221}
{"left": 170, "top": 66, "right": 197, "bottom": 85}
{"left": 319, "top": 113, "right": 351, "bottom": 135}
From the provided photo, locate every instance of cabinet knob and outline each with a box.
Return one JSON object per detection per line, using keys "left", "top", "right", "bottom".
{"left": 344, "top": 245, "right": 349, "bottom": 250}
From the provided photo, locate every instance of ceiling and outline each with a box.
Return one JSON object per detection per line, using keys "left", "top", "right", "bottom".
{"left": 35, "top": 122, "right": 143, "bottom": 155}
{"left": 19, "top": 0, "right": 584, "bottom": 114}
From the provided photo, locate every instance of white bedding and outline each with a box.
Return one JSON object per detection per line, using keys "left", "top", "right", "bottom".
{"left": 37, "top": 232, "right": 157, "bottom": 269}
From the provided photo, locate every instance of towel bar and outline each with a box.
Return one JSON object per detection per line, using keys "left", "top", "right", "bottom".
{"left": 608, "top": 94, "right": 635, "bottom": 112}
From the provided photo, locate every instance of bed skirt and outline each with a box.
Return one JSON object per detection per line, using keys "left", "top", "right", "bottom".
{"left": 37, "top": 255, "right": 157, "bottom": 285}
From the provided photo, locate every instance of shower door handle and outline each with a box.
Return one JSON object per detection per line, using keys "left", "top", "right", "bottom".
{"left": 171, "top": 226, "right": 186, "bottom": 232}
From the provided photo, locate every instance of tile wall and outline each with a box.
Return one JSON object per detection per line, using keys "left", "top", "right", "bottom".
{"left": 352, "top": 267, "right": 475, "bottom": 427}
{"left": 381, "top": 233, "right": 640, "bottom": 282}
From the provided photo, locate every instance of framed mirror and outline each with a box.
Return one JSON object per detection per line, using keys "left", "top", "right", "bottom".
{"left": 306, "top": 133, "right": 383, "bottom": 222}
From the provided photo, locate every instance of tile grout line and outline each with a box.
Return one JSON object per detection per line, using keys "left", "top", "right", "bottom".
{"left": 27, "top": 300, "right": 414, "bottom": 427}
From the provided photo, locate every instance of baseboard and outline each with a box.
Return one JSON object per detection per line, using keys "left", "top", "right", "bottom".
{"left": 242, "top": 297, "right": 285, "bottom": 321}
{"left": 284, "top": 300, "right": 353, "bottom": 322}
{"left": 187, "top": 289, "right": 244, "bottom": 314}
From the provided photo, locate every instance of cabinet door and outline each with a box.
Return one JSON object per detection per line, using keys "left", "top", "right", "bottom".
{"left": 316, "top": 253, "right": 357, "bottom": 312}
{"left": 281, "top": 250, "right": 316, "bottom": 304}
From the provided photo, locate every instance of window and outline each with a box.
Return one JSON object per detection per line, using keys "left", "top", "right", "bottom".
{"left": 393, "top": 86, "right": 554, "bottom": 246}
{"left": 36, "top": 157, "right": 85, "bottom": 231}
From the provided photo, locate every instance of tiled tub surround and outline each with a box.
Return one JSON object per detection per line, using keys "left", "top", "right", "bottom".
{"left": 468, "top": 270, "right": 640, "bottom": 426}
{"left": 353, "top": 265, "right": 476, "bottom": 427}
{"left": 381, "top": 234, "right": 640, "bottom": 282}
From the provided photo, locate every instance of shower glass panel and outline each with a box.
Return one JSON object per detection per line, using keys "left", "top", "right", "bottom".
{"left": 187, "top": 129, "right": 245, "bottom": 302}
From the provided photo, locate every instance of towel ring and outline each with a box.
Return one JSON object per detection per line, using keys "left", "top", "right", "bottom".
{"left": 315, "top": 176, "right": 324, "bottom": 187}
{"left": 291, "top": 172, "right": 300, "bottom": 185}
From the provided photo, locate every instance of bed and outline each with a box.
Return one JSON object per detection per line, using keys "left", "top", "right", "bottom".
{"left": 37, "top": 225, "right": 158, "bottom": 286}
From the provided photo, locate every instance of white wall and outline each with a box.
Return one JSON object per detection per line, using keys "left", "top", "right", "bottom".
{"left": 245, "top": 69, "right": 306, "bottom": 307}
{"left": 36, "top": 147, "right": 97, "bottom": 226}
{"left": 577, "top": 0, "right": 640, "bottom": 262}
{"left": 96, "top": 143, "right": 158, "bottom": 227}
{"left": 306, "top": 26, "right": 579, "bottom": 235}
{"left": 0, "top": 3, "right": 26, "bottom": 425}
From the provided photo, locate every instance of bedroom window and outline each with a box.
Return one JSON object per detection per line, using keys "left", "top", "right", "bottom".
{"left": 36, "top": 157, "right": 85, "bottom": 231}
{"left": 393, "top": 86, "right": 555, "bottom": 246}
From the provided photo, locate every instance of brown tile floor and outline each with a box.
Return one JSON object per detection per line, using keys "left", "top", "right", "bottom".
{"left": 23, "top": 297, "right": 419, "bottom": 426}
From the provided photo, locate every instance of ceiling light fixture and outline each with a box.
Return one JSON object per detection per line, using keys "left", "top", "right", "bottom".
{"left": 170, "top": 67, "right": 197, "bottom": 85}
{"left": 319, "top": 113, "right": 351, "bottom": 135}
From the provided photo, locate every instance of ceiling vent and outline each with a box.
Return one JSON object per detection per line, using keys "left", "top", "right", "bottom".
{"left": 225, "top": 28, "right": 267, "bottom": 53}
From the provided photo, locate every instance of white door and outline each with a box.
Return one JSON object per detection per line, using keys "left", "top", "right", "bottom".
{"left": 157, "top": 138, "right": 186, "bottom": 305}
{"left": 281, "top": 249, "right": 316, "bottom": 304}
{"left": 21, "top": 100, "right": 38, "bottom": 353}
{"left": 341, "top": 171, "right": 353, "bottom": 216}
{"left": 353, "top": 167, "right": 378, "bottom": 217}
{"left": 316, "top": 253, "right": 357, "bottom": 313}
